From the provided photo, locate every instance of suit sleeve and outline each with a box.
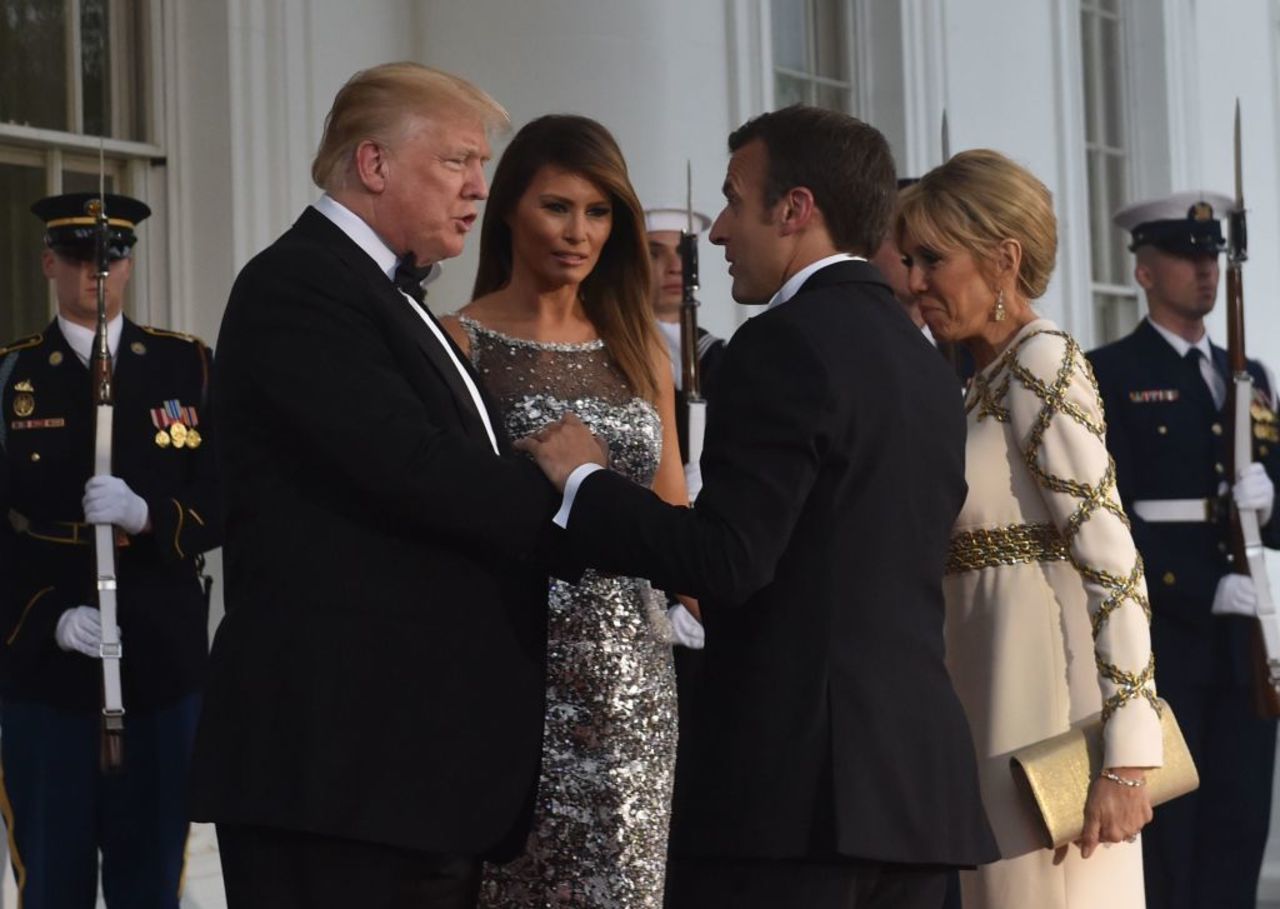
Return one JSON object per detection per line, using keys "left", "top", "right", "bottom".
{"left": 565, "top": 316, "right": 829, "bottom": 605}
{"left": 144, "top": 340, "right": 223, "bottom": 562}
{"left": 217, "top": 256, "right": 559, "bottom": 559}
{"left": 1011, "top": 334, "right": 1162, "bottom": 769}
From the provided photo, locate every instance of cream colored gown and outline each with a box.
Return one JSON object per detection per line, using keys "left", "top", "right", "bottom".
{"left": 943, "top": 320, "right": 1163, "bottom": 909}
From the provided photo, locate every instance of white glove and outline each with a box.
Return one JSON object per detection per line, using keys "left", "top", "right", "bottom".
{"left": 667, "top": 604, "right": 706, "bottom": 650}
{"left": 1212, "top": 574, "right": 1258, "bottom": 618}
{"left": 83, "top": 476, "right": 149, "bottom": 535}
{"left": 683, "top": 461, "right": 703, "bottom": 502}
{"left": 54, "top": 606, "right": 120, "bottom": 658}
{"left": 1234, "top": 462, "right": 1275, "bottom": 526}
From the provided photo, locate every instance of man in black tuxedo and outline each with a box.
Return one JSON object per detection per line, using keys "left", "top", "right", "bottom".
{"left": 188, "top": 63, "right": 563, "bottom": 909}
{"left": 521, "top": 106, "right": 997, "bottom": 909}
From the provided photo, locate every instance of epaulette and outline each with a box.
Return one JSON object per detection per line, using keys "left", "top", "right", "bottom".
{"left": 0, "top": 333, "right": 43, "bottom": 357}
{"left": 139, "top": 325, "right": 207, "bottom": 346}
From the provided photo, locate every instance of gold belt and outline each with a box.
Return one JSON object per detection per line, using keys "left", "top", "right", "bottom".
{"left": 946, "top": 522, "right": 1069, "bottom": 575}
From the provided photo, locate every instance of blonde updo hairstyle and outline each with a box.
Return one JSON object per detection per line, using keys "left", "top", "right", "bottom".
{"left": 895, "top": 149, "right": 1057, "bottom": 300}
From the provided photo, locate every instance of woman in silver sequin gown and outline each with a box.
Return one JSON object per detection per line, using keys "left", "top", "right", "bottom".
{"left": 442, "top": 115, "right": 689, "bottom": 908}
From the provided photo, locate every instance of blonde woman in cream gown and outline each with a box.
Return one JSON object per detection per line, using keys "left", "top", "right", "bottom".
{"left": 897, "top": 150, "right": 1163, "bottom": 909}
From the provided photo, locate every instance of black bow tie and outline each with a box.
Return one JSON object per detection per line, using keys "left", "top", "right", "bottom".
{"left": 394, "top": 259, "right": 433, "bottom": 305}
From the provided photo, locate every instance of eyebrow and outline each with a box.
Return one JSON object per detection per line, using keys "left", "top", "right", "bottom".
{"left": 537, "top": 192, "right": 611, "bottom": 207}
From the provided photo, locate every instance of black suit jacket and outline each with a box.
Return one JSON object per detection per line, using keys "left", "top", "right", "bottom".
{"left": 188, "top": 208, "right": 561, "bottom": 857}
{"left": 564, "top": 261, "right": 997, "bottom": 865}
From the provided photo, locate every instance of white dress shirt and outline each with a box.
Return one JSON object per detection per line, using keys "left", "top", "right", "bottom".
{"left": 1146, "top": 316, "right": 1226, "bottom": 410}
{"left": 553, "top": 254, "right": 862, "bottom": 528}
{"left": 58, "top": 314, "right": 122, "bottom": 366}
{"left": 312, "top": 194, "right": 499, "bottom": 454}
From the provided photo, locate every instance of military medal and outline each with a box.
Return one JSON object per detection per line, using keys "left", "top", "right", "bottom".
{"left": 155, "top": 429, "right": 171, "bottom": 448}
{"left": 185, "top": 428, "right": 202, "bottom": 449}
{"left": 169, "top": 421, "right": 188, "bottom": 447}
{"left": 12, "top": 379, "right": 35, "bottom": 418}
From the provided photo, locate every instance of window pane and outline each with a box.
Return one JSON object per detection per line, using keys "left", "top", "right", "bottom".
{"left": 1101, "top": 14, "right": 1125, "bottom": 149}
{"left": 0, "top": 0, "right": 69, "bottom": 132}
{"left": 771, "top": 0, "right": 807, "bottom": 72}
{"left": 1094, "top": 291, "right": 1141, "bottom": 344}
{"left": 774, "top": 72, "right": 809, "bottom": 109}
{"left": 61, "top": 168, "right": 117, "bottom": 195}
{"left": 81, "top": 0, "right": 145, "bottom": 140}
{"left": 815, "top": 81, "right": 850, "bottom": 113}
{"left": 1087, "top": 150, "right": 1108, "bottom": 283}
{"left": 1104, "top": 153, "right": 1129, "bottom": 284}
{"left": 1081, "top": 10, "right": 1100, "bottom": 146}
{"left": 813, "top": 0, "right": 847, "bottom": 82}
{"left": 0, "top": 160, "right": 53, "bottom": 340}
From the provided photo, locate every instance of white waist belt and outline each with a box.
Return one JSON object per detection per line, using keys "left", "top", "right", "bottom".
{"left": 1132, "top": 499, "right": 1213, "bottom": 523}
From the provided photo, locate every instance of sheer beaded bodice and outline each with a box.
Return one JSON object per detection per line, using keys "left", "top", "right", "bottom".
{"left": 459, "top": 316, "right": 662, "bottom": 489}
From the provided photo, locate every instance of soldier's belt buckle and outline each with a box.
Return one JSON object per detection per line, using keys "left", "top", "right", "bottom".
{"left": 99, "top": 642, "right": 122, "bottom": 660}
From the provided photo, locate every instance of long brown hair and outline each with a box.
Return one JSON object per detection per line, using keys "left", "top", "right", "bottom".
{"left": 472, "top": 114, "right": 659, "bottom": 400}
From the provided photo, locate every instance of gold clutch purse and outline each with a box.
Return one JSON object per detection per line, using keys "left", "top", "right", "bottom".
{"left": 1009, "top": 699, "right": 1199, "bottom": 848}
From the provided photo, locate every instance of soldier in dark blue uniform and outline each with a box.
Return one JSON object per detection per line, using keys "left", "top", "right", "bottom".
{"left": 1087, "top": 192, "right": 1280, "bottom": 909}
{"left": 0, "top": 193, "right": 220, "bottom": 908}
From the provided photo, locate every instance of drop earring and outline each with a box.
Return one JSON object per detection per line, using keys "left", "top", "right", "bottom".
{"left": 992, "top": 289, "right": 1007, "bottom": 322}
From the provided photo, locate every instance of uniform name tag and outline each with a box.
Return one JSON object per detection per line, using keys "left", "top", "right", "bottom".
{"left": 10, "top": 418, "right": 65, "bottom": 430}
{"left": 1129, "top": 389, "right": 1180, "bottom": 403}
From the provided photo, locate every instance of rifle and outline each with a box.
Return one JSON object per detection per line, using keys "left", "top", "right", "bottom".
{"left": 678, "top": 161, "right": 707, "bottom": 496}
{"left": 1223, "top": 100, "right": 1280, "bottom": 717}
{"left": 87, "top": 145, "right": 125, "bottom": 771}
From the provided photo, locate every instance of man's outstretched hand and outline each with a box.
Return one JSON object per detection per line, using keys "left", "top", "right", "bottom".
{"left": 514, "top": 413, "right": 608, "bottom": 492}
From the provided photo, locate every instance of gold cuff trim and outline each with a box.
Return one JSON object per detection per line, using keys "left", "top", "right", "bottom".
{"left": 946, "top": 522, "right": 1070, "bottom": 575}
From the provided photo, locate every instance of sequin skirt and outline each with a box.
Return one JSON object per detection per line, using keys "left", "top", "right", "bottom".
{"left": 479, "top": 571, "right": 678, "bottom": 908}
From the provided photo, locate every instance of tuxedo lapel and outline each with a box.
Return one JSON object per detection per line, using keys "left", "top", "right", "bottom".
{"left": 294, "top": 209, "right": 494, "bottom": 446}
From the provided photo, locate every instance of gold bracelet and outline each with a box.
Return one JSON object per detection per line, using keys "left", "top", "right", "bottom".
{"left": 1099, "top": 769, "right": 1146, "bottom": 788}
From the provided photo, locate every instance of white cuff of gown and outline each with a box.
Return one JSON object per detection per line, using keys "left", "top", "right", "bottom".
{"left": 553, "top": 463, "right": 604, "bottom": 529}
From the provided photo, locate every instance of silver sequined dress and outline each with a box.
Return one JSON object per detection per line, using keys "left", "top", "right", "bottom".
{"left": 460, "top": 316, "right": 678, "bottom": 909}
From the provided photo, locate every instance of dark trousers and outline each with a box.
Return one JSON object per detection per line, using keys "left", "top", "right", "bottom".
{"left": 0, "top": 693, "right": 201, "bottom": 909}
{"left": 664, "top": 856, "right": 950, "bottom": 909}
{"left": 216, "top": 823, "right": 482, "bottom": 909}
{"left": 1144, "top": 615, "right": 1277, "bottom": 909}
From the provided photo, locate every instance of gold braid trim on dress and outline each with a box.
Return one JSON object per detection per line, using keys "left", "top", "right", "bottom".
{"left": 969, "top": 329, "right": 1160, "bottom": 725}
{"left": 946, "top": 523, "right": 1069, "bottom": 574}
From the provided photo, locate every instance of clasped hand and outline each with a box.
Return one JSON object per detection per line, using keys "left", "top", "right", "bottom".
{"left": 83, "top": 475, "right": 150, "bottom": 535}
{"left": 1057, "top": 768, "right": 1152, "bottom": 863}
{"left": 515, "top": 413, "right": 609, "bottom": 491}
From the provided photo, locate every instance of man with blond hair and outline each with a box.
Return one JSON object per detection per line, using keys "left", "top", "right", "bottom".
{"left": 189, "top": 63, "right": 565, "bottom": 909}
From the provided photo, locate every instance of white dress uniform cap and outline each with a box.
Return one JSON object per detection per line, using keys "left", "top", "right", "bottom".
{"left": 1113, "top": 191, "right": 1235, "bottom": 254}
{"left": 645, "top": 207, "right": 711, "bottom": 234}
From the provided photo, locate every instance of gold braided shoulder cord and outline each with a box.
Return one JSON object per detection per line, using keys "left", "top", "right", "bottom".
{"left": 1010, "top": 331, "right": 1159, "bottom": 723}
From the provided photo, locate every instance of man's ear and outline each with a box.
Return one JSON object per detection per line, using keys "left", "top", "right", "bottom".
{"left": 40, "top": 248, "right": 56, "bottom": 279}
{"left": 353, "top": 139, "right": 389, "bottom": 193}
{"left": 777, "top": 187, "right": 816, "bottom": 237}
{"left": 1133, "top": 259, "right": 1154, "bottom": 292}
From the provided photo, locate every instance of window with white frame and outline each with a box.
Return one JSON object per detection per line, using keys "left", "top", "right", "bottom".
{"left": 1080, "top": 0, "right": 1140, "bottom": 343}
{"left": 0, "top": 0, "right": 161, "bottom": 342}
{"left": 770, "top": 0, "right": 854, "bottom": 111}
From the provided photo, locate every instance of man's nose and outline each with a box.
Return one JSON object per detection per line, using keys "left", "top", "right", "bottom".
{"left": 465, "top": 161, "right": 488, "bottom": 200}
{"left": 709, "top": 209, "right": 728, "bottom": 246}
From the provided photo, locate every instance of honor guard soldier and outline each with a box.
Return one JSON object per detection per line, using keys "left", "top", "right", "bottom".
{"left": 0, "top": 193, "right": 220, "bottom": 908}
{"left": 645, "top": 206, "right": 721, "bottom": 656}
{"left": 646, "top": 205, "right": 728, "bottom": 458}
{"left": 1087, "top": 192, "right": 1280, "bottom": 909}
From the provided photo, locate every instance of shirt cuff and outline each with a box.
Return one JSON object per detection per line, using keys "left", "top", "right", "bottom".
{"left": 552, "top": 463, "right": 604, "bottom": 529}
